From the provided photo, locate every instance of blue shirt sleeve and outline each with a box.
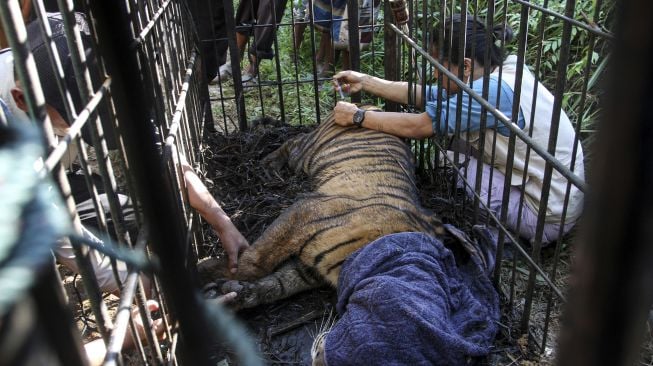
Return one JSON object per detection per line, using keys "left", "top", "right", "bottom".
{"left": 424, "top": 76, "right": 525, "bottom": 137}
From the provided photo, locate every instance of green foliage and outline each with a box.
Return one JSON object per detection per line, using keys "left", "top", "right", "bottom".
{"left": 413, "top": 0, "right": 612, "bottom": 133}
{"left": 222, "top": 0, "right": 612, "bottom": 137}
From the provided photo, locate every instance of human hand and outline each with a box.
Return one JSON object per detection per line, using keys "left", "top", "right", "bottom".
{"left": 217, "top": 226, "right": 250, "bottom": 275}
{"left": 85, "top": 300, "right": 166, "bottom": 366}
{"left": 126, "top": 300, "right": 165, "bottom": 348}
{"left": 333, "top": 70, "right": 367, "bottom": 95}
{"left": 333, "top": 101, "right": 359, "bottom": 127}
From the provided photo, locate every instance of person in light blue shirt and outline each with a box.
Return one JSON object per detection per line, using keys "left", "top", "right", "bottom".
{"left": 330, "top": 14, "right": 584, "bottom": 245}
{"left": 424, "top": 76, "right": 525, "bottom": 137}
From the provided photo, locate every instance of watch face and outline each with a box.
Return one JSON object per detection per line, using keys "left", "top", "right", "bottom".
{"left": 353, "top": 109, "right": 364, "bottom": 126}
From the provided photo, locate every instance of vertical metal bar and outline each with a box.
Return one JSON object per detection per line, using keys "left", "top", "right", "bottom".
{"left": 223, "top": 0, "right": 248, "bottom": 130}
{"left": 509, "top": 0, "right": 548, "bottom": 257}
{"left": 493, "top": 0, "right": 528, "bottom": 286}
{"left": 269, "top": 0, "right": 286, "bottom": 123}
{"left": 485, "top": 0, "right": 508, "bottom": 264}
{"left": 449, "top": 5, "right": 467, "bottom": 194}
{"left": 288, "top": 0, "right": 304, "bottom": 125}
{"left": 86, "top": 1, "right": 224, "bottom": 364}
{"left": 200, "top": 0, "right": 231, "bottom": 132}
{"left": 557, "top": 0, "right": 653, "bottom": 363}
{"left": 383, "top": 0, "right": 398, "bottom": 112}
{"left": 347, "top": 0, "right": 360, "bottom": 103}
{"left": 404, "top": 0, "right": 414, "bottom": 106}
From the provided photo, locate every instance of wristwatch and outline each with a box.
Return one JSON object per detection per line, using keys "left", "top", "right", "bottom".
{"left": 352, "top": 108, "right": 366, "bottom": 127}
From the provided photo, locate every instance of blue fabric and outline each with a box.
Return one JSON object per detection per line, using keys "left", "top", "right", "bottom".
{"left": 425, "top": 75, "right": 525, "bottom": 137}
{"left": 0, "top": 98, "right": 10, "bottom": 119}
{"left": 325, "top": 232, "right": 500, "bottom": 366}
{"left": 312, "top": 0, "right": 378, "bottom": 42}
{"left": 312, "top": 0, "right": 347, "bottom": 32}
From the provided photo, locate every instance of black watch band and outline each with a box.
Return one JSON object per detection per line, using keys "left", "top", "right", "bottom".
{"left": 352, "top": 109, "right": 366, "bottom": 127}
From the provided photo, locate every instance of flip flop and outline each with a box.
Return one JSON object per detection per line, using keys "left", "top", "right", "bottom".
{"left": 210, "top": 62, "right": 232, "bottom": 84}
{"left": 241, "top": 70, "right": 258, "bottom": 87}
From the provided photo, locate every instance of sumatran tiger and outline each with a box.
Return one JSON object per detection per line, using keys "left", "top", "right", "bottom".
{"left": 201, "top": 106, "right": 449, "bottom": 309}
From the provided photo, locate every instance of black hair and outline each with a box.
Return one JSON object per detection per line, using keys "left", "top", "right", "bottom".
{"left": 20, "top": 12, "right": 117, "bottom": 149}
{"left": 430, "top": 13, "right": 514, "bottom": 68}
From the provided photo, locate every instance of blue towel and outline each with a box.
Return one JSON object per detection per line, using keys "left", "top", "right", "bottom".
{"left": 325, "top": 232, "right": 500, "bottom": 366}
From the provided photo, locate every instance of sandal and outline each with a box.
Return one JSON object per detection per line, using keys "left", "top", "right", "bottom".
{"left": 241, "top": 69, "right": 258, "bottom": 87}
{"left": 210, "top": 62, "right": 232, "bottom": 84}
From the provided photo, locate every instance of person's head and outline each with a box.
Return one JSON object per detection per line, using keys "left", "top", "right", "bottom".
{"left": 429, "top": 13, "right": 514, "bottom": 94}
{"left": 10, "top": 12, "right": 116, "bottom": 148}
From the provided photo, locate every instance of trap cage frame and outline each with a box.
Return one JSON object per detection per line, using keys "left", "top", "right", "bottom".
{"left": 1, "top": 0, "right": 652, "bottom": 365}
{"left": 202, "top": 0, "right": 613, "bottom": 360}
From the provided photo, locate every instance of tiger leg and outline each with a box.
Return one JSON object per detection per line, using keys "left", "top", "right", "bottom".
{"left": 235, "top": 199, "right": 315, "bottom": 281}
{"left": 220, "top": 258, "right": 324, "bottom": 310}
{"left": 261, "top": 132, "right": 307, "bottom": 172}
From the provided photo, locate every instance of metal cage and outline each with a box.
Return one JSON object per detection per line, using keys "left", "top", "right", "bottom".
{"left": 3, "top": 0, "right": 652, "bottom": 365}
{"left": 0, "top": 0, "right": 257, "bottom": 365}
{"left": 201, "top": 0, "right": 617, "bottom": 362}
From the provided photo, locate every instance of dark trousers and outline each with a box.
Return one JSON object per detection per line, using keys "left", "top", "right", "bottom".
{"left": 235, "top": 0, "right": 289, "bottom": 60}
{"left": 189, "top": 0, "right": 229, "bottom": 81}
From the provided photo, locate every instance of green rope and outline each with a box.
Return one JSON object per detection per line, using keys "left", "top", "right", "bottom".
{"left": 0, "top": 122, "right": 262, "bottom": 366}
{"left": 0, "top": 123, "right": 70, "bottom": 316}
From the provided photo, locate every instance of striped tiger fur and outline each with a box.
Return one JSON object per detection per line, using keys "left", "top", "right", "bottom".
{"left": 206, "top": 106, "right": 445, "bottom": 308}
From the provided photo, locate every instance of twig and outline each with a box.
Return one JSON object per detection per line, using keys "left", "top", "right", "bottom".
{"left": 266, "top": 309, "right": 324, "bottom": 337}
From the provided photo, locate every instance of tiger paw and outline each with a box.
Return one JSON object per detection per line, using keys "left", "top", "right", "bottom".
{"left": 261, "top": 151, "right": 286, "bottom": 173}
{"left": 220, "top": 280, "right": 262, "bottom": 310}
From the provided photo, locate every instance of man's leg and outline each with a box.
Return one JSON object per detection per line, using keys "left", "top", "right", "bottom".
{"left": 460, "top": 156, "right": 574, "bottom": 244}
{"left": 245, "top": 0, "right": 289, "bottom": 76}
{"left": 54, "top": 228, "right": 128, "bottom": 294}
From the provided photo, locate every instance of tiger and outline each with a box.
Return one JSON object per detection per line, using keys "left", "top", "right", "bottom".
{"left": 200, "top": 106, "right": 447, "bottom": 310}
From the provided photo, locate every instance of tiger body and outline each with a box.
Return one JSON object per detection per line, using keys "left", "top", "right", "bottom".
{"left": 230, "top": 108, "right": 444, "bottom": 291}
{"left": 198, "top": 109, "right": 445, "bottom": 309}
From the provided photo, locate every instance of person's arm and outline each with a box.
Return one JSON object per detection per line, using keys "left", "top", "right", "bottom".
{"left": 84, "top": 295, "right": 236, "bottom": 366}
{"left": 181, "top": 160, "right": 249, "bottom": 274}
{"left": 84, "top": 300, "right": 165, "bottom": 366}
{"left": 424, "top": 78, "right": 524, "bottom": 136}
{"left": 333, "top": 101, "right": 434, "bottom": 139}
{"left": 333, "top": 70, "right": 428, "bottom": 107}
